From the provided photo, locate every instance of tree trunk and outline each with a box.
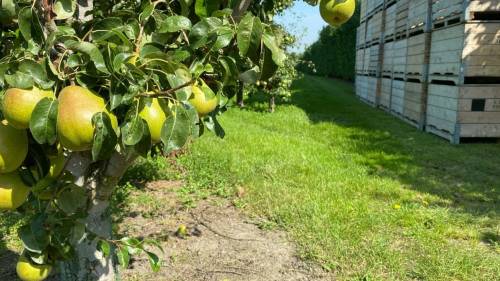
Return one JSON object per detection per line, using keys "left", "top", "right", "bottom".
{"left": 236, "top": 82, "right": 245, "bottom": 108}
{"left": 269, "top": 96, "right": 275, "bottom": 113}
{"left": 59, "top": 152, "right": 136, "bottom": 281}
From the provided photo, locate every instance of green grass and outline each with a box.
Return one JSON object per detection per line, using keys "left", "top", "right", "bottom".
{"left": 177, "top": 75, "right": 500, "bottom": 280}
{"left": 1, "top": 75, "right": 499, "bottom": 280}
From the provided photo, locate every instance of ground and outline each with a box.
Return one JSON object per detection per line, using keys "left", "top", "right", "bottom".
{"left": 1, "top": 75, "right": 500, "bottom": 280}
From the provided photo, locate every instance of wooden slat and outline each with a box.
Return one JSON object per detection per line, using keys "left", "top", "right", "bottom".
{"left": 408, "top": 0, "right": 430, "bottom": 29}
{"left": 460, "top": 124, "right": 500, "bottom": 138}
{"left": 432, "top": 0, "right": 463, "bottom": 21}
{"left": 384, "top": 4, "right": 397, "bottom": 37}
{"left": 380, "top": 78, "right": 392, "bottom": 108}
{"left": 382, "top": 41, "right": 394, "bottom": 73}
{"left": 391, "top": 80, "right": 406, "bottom": 114}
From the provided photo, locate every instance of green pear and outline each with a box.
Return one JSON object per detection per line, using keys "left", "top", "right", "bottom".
{"left": 0, "top": 121, "right": 28, "bottom": 173}
{"left": 2, "top": 87, "right": 55, "bottom": 129}
{"left": 139, "top": 98, "right": 167, "bottom": 143}
{"left": 57, "top": 85, "right": 118, "bottom": 151}
{"left": 319, "top": 0, "right": 356, "bottom": 27}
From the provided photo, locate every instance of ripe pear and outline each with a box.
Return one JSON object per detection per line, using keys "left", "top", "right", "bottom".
{"left": 2, "top": 87, "right": 55, "bottom": 129}
{"left": 57, "top": 85, "right": 118, "bottom": 151}
{"left": 0, "top": 121, "right": 28, "bottom": 173}
{"left": 0, "top": 172, "right": 30, "bottom": 210}
{"left": 139, "top": 98, "right": 167, "bottom": 143}
{"left": 319, "top": 0, "right": 356, "bottom": 27}
{"left": 189, "top": 85, "right": 218, "bottom": 116}
{"left": 16, "top": 256, "right": 52, "bottom": 281}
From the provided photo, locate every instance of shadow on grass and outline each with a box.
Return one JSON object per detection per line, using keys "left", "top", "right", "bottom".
{"left": 0, "top": 244, "right": 19, "bottom": 280}
{"left": 249, "top": 75, "right": 500, "bottom": 218}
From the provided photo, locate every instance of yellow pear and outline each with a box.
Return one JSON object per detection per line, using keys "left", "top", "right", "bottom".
{"left": 319, "top": 0, "right": 356, "bottom": 27}
{"left": 0, "top": 172, "right": 30, "bottom": 210}
{"left": 57, "top": 85, "right": 118, "bottom": 151}
{"left": 139, "top": 98, "right": 167, "bottom": 143}
{"left": 16, "top": 256, "right": 52, "bottom": 281}
{"left": 2, "top": 87, "right": 55, "bottom": 129}
{"left": 189, "top": 85, "right": 218, "bottom": 116}
{"left": 0, "top": 121, "right": 28, "bottom": 173}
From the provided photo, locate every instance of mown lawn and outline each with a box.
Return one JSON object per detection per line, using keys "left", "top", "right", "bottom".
{"left": 178, "top": 75, "right": 500, "bottom": 280}
{"left": 1, "top": 75, "right": 499, "bottom": 280}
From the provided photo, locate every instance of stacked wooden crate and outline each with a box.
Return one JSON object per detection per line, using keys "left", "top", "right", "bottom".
{"left": 426, "top": 0, "right": 500, "bottom": 143}
{"left": 355, "top": 0, "right": 370, "bottom": 103}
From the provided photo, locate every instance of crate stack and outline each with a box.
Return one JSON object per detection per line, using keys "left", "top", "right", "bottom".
{"left": 355, "top": 0, "right": 385, "bottom": 106}
{"left": 426, "top": 0, "right": 500, "bottom": 143}
{"left": 355, "top": 0, "right": 500, "bottom": 143}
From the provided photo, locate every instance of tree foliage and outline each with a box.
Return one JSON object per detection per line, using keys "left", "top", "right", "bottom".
{"left": 0, "top": 0, "right": 287, "bottom": 278}
{"left": 298, "top": 0, "right": 360, "bottom": 81}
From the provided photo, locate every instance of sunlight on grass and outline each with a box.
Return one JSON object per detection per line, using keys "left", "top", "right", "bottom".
{"left": 178, "top": 75, "right": 500, "bottom": 280}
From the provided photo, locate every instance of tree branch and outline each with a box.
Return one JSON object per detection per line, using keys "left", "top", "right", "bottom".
{"left": 137, "top": 79, "right": 195, "bottom": 98}
{"left": 231, "top": 0, "right": 253, "bottom": 22}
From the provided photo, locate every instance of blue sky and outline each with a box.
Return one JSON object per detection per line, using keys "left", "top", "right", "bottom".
{"left": 274, "top": 2, "right": 327, "bottom": 53}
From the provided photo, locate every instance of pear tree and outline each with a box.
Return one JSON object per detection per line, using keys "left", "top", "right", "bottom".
{"left": 0, "top": 0, "right": 354, "bottom": 280}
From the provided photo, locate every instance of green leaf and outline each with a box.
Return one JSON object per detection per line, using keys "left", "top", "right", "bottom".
{"left": 91, "top": 112, "right": 118, "bottom": 161}
{"left": 53, "top": 0, "right": 76, "bottom": 20}
{"left": 18, "top": 60, "right": 54, "bottom": 89}
{"left": 29, "top": 98, "right": 58, "bottom": 145}
{"left": 117, "top": 247, "right": 130, "bottom": 268}
{"left": 18, "top": 7, "right": 33, "bottom": 41}
{"left": 122, "top": 114, "right": 146, "bottom": 146}
{"left": 139, "top": 2, "right": 154, "bottom": 23}
{"left": 179, "top": 0, "right": 194, "bottom": 16}
{"left": 219, "top": 57, "right": 238, "bottom": 86}
{"left": 262, "top": 32, "right": 286, "bottom": 67}
{"left": 213, "top": 26, "right": 234, "bottom": 50}
{"left": 260, "top": 46, "right": 278, "bottom": 81}
{"left": 64, "top": 40, "right": 110, "bottom": 74}
{"left": 145, "top": 251, "right": 161, "bottom": 272}
{"left": 19, "top": 225, "right": 45, "bottom": 254}
{"left": 161, "top": 104, "right": 193, "bottom": 153}
{"left": 5, "top": 72, "right": 34, "bottom": 89}
{"left": 195, "top": 0, "right": 221, "bottom": 18}
{"left": 166, "top": 68, "right": 192, "bottom": 102}
{"left": 98, "top": 240, "right": 111, "bottom": 258}
{"left": 56, "top": 184, "right": 87, "bottom": 215}
{"left": 189, "top": 17, "right": 222, "bottom": 49}
{"left": 113, "top": 53, "right": 133, "bottom": 72}
{"left": 239, "top": 66, "right": 260, "bottom": 83}
{"left": 159, "top": 16, "right": 192, "bottom": 33}
{"left": 237, "top": 13, "right": 262, "bottom": 64}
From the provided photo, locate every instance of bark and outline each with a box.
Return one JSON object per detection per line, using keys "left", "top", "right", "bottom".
{"left": 59, "top": 152, "right": 136, "bottom": 281}
{"left": 232, "top": 0, "right": 253, "bottom": 22}
{"left": 269, "top": 96, "right": 275, "bottom": 113}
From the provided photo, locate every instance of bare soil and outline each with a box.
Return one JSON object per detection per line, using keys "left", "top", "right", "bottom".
{"left": 0, "top": 180, "right": 334, "bottom": 281}
{"left": 120, "top": 180, "right": 334, "bottom": 281}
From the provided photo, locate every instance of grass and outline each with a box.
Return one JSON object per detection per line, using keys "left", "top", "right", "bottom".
{"left": 1, "top": 74, "right": 499, "bottom": 280}
{"left": 176, "top": 75, "right": 500, "bottom": 280}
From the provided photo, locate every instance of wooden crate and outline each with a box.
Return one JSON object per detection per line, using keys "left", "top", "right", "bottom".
{"left": 433, "top": 0, "right": 500, "bottom": 28}
{"left": 361, "top": 0, "right": 368, "bottom": 22}
{"left": 380, "top": 78, "right": 392, "bottom": 110}
{"left": 406, "top": 32, "right": 431, "bottom": 80}
{"left": 391, "top": 79, "right": 406, "bottom": 115}
{"left": 368, "top": 43, "right": 381, "bottom": 75}
{"left": 408, "top": 0, "right": 431, "bottom": 31}
{"left": 429, "top": 22, "right": 500, "bottom": 84}
{"left": 426, "top": 83, "right": 500, "bottom": 142}
{"left": 432, "top": 0, "right": 463, "bottom": 22}
{"left": 403, "top": 81, "right": 428, "bottom": 128}
{"left": 396, "top": 0, "right": 410, "bottom": 33}
{"left": 356, "top": 75, "right": 369, "bottom": 100}
{"left": 384, "top": 3, "right": 397, "bottom": 39}
{"left": 356, "top": 49, "right": 365, "bottom": 74}
{"left": 382, "top": 41, "right": 394, "bottom": 76}
{"left": 365, "top": 76, "right": 379, "bottom": 105}
{"left": 363, "top": 46, "right": 371, "bottom": 74}
{"left": 392, "top": 38, "right": 408, "bottom": 78}
{"left": 357, "top": 22, "right": 367, "bottom": 48}
{"left": 367, "top": 11, "right": 384, "bottom": 43}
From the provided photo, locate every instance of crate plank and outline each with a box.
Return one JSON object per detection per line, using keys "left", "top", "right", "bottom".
{"left": 384, "top": 4, "right": 397, "bottom": 37}
{"left": 380, "top": 78, "right": 392, "bottom": 109}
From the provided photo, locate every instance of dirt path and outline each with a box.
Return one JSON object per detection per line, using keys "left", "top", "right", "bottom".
{"left": 120, "top": 180, "right": 333, "bottom": 281}
{"left": 0, "top": 180, "right": 334, "bottom": 281}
